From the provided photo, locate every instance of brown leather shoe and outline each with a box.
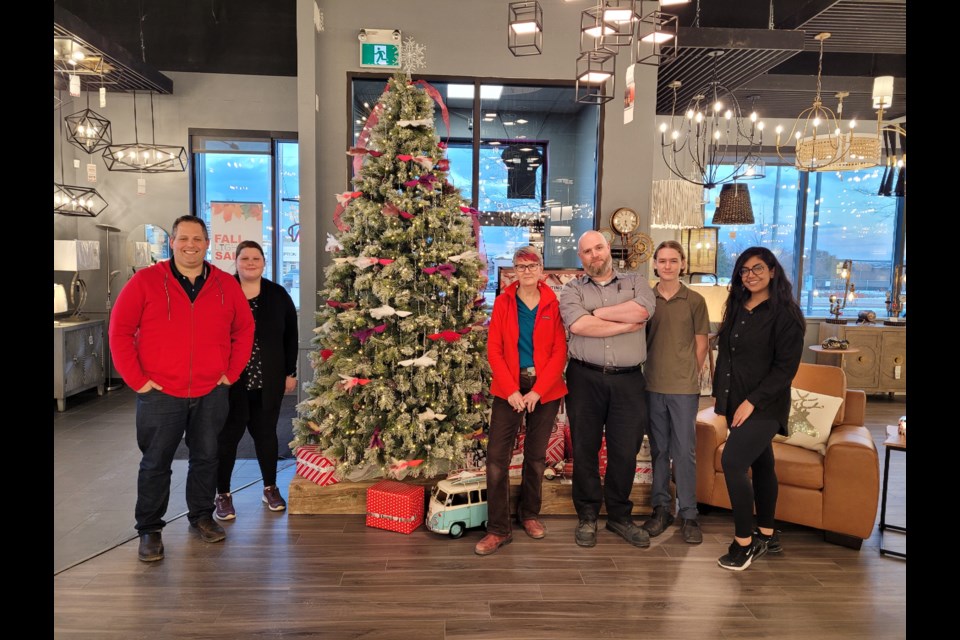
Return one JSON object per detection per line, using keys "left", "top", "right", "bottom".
{"left": 474, "top": 533, "right": 513, "bottom": 556}
{"left": 519, "top": 518, "right": 546, "bottom": 539}
{"left": 137, "top": 531, "right": 164, "bottom": 562}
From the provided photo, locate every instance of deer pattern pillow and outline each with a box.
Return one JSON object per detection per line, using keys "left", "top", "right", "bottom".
{"left": 773, "top": 388, "right": 845, "bottom": 455}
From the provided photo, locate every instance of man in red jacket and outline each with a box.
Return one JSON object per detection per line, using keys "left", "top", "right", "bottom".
{"left": 110, "top": 215, "right": 254, "bottom": 562}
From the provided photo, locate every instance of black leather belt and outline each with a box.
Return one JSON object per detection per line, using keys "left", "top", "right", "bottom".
{"left": 571, "top": 358, "right": 642, "bottom": 375}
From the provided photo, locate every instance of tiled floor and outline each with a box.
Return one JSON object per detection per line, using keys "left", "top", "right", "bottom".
{"left": 53, "top": 386, "right": 295, "bottom": 574}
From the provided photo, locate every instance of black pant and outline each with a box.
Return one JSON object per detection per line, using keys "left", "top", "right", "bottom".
{"left": 721, "top": 416, "right": 780, "bottom": 538}
{"left": 217, "top": 387, "right": 282, "bottom": 493}
{"left": 566, "top": 362, "right": 648, "bottom": 522}
{"left": 484, "top": 374, "right": 561, "bottom": 536}
{"left": 135, "top": 385, "right": 229, "bottom": 531}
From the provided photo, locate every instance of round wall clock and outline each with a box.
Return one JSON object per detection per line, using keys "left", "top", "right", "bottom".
{"left": 598, "top": 228, "right": 615, "bottom": 245}
{"left": 610, "top": 207, "right": 640, "bottom": 235}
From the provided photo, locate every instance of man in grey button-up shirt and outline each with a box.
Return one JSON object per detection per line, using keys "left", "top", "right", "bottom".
{"left": 559, "top": 230, "right": 657, "bottom": 549}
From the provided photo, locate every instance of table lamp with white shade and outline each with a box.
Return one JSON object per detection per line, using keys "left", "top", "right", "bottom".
{"left": 53, "top": 239, "right": 100, "bottom": 321}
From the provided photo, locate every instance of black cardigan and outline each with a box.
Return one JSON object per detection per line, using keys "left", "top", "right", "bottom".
{"left": 712, "top": 300, "right": 804, "bottom": 435}
{"left": 231, "top": 276, "right": 298, "bottom": 411}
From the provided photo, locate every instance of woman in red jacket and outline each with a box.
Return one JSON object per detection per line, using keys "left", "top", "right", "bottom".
{"left": 475, "top": 246, "right": 568, "bottom": 556}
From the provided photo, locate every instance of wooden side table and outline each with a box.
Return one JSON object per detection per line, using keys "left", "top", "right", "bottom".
{"left": 879, "top": 433, "right": 906, "bottom": 559}
{"left": 809, "top": 345, "right": 860, "bottom": 371}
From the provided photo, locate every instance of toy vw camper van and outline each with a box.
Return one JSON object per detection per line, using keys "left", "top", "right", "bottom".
{"left": 425, "top": 473, "right": 488, "bottom": 538}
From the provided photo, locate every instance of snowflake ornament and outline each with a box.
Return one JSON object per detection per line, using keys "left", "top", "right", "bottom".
{"left": 400, "top": 37, "right": 427, "bottom": 74}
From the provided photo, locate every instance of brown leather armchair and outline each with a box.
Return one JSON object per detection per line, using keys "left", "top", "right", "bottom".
{"left": 695, "top": 362, "right": 880, "bottom": 548}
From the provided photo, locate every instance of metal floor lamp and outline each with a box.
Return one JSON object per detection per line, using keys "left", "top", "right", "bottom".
{"left": 96, "top": 223, "right": 123, "bottom": 391}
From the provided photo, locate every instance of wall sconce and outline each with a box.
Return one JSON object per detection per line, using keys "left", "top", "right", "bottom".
{"left": 826, "top": 259, "right": 855, "bottom": 324}
{"left": 508, "top": 1, "right": 543, "bottom": 56}
{"left": 54, "top": 240, "right": 101, "bottom": 321}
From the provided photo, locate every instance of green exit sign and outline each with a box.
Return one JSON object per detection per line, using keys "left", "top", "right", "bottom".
{"left": 358, "top": 29, "right": 402, "bottom": 69}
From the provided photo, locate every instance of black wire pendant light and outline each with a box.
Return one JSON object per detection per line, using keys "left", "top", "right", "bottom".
{"left": 65, "top": 90, "right": 112, "bottom": 155}
{"left": 54, "top": 91, "right": 108, "bottom": 217}
{"left": 657, "top": 51, "right": 764, "bottom": 189}
{"left": 103, "top": 91, "right": 187, "bottom": 173}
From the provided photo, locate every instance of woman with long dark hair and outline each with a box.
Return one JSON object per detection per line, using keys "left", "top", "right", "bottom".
{"left": 713, "top": 247, "right": 804, "bottom": 570}
{"left": 214, "top": 240, "right": 298, "bottom": 520}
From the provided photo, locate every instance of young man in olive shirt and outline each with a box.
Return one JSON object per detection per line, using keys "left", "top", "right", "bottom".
{"left": 643, "top": 241, "right": 710, "bottom": 543}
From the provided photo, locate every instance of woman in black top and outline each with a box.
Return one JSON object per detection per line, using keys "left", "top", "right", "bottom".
{"left": 215, "top": 241, "right": 299, "bottom": 520}
{"left": 713, "top": 247, "right": 804, "bottom": 571}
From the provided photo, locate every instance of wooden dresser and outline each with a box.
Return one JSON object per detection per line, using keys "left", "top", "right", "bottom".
{"left": 817, "top": 322, "right": 906, "bottom": 395}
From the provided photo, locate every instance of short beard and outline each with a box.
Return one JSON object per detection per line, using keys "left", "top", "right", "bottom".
{"left": 584, "top": 256, "right": 613, "bottom": 279}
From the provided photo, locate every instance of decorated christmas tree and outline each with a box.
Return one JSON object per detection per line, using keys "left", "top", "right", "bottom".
{"left": 292, "top": 73, "right": 491, "bottom": 481}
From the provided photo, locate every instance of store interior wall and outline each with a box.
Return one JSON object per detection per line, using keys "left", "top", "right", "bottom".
{"left": 301, "top": 0, "right": 660, "bottom": 330}
{"left": 54, "top": 72, "right": 298, "bottom": 335}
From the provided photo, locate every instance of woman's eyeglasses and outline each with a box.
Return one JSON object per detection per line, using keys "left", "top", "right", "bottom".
{"left": 514, "top": 263, "right": 541, "bottom": 273}
{"left": 739, "top": 264, "right": 767, "bottom": 277}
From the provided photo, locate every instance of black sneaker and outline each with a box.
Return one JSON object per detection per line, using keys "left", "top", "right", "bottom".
{"left": 605, "top": 519, "right": 651, "bottom": 548}
{"left": 755, "top": 529, "right": 782, "bottom": 553}
{"left": 575, "top": 518, "right": 598, "bottom": 548}
{"left": 718, "top": 537, "right": 767, "bottom": 571}
{"left": 642, "top": 506, "right": 675, "bottom": 537}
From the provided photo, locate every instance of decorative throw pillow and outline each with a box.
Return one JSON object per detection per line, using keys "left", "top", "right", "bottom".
{"left": 773, "top": 387, "right": 844, "bottom": 454}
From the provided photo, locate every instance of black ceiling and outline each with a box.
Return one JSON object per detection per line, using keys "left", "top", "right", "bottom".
{"left": 55, "top": 0, "right": 297, "bottom": 78}
{"left": 54, "top": 0, "right": 905, "bottom": 119}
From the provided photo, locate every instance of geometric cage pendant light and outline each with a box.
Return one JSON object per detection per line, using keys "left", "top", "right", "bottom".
{"left": 65, "top": 92, "right": 112, "bottom": 155}
{"left": 103, "top": 92, "right": 187, "bottom": 173}
{"left": 54, "top": 91, "right": 108, "bottom": 217}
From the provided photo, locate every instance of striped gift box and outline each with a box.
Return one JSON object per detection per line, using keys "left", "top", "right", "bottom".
{"left": 634, "top": 463, "right": 653, "bottom": 484}
{"left": 366, "top": 480, "right": 424, "bottom": 534}
{"left": 295, "top": 445, "right": 340, "bottom": 486}
{"left": 545, "top": 424, "right": 565, "bottom": 465}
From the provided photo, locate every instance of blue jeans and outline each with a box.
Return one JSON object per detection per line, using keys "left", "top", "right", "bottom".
{"left": 134, "top": 385, "right": 229, "bottom": 532}
{"left": 647, "top": 391, "right": 700, "bottom": 520}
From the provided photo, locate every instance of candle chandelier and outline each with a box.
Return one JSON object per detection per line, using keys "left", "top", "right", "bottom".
{"left": 775, "top": 33, "right": 879, "bottom": 172}
{"left": 657, "top": 51, "right": 765, "bottom": 189}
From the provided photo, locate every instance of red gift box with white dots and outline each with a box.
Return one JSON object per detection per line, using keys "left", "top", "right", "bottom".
{"left": 295, "top": 445, "right": 340, "bottom": 487}
{"left": 365, "top": 480, "right": 425, "bottom": 534}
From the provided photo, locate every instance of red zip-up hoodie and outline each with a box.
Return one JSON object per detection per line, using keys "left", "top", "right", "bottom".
{"left": 109, "top": 260, "right": 255, "bottom": 398}
{"left": 488, "top": 280, "right": 568, "bottom": 403}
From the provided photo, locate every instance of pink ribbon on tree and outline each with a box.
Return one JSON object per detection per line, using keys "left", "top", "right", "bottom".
{"left": 369, "top": 427, "right": 384, "bottom": 449}
{"left": 422, "top": 263, "right": 456, "bottom": 279}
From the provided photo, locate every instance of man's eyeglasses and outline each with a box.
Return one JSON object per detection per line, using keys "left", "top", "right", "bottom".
{"left": 739, "top": 264, "right": 767, "bottom": 277}
{"left": 514, "top": 263, "right": 541, "bottom": 273}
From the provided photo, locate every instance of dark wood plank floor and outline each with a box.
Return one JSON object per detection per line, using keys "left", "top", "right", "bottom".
{"left": 54, "top": 397, "right": 906, "bottom": 639}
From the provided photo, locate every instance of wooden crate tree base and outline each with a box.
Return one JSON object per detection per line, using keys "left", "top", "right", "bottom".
{"left": 288, "top": 475, "right": 653, "bottom": 516}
